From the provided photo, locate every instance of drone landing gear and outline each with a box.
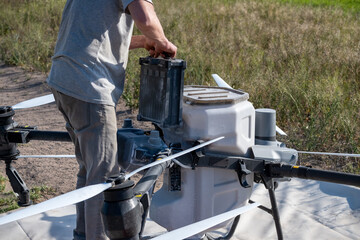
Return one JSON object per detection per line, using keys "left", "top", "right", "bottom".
{"left": 0, "top": 148, "right": 31, "bottom": 206}
{"left": 249, "top": 188, "right": 283, "bottom": 240}
{"left": 5, "top": 159, "right": 32, "bottom": 206}
{"left": 268, "top": 187, "right": 283, "bottom": 240}
{"left": 259, "top": 175, "right": 284, "bottom": 240}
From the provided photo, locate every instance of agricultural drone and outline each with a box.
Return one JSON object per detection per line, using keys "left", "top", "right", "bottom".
{"left": 0, "top": 57, "right": 359, "bottom": 240}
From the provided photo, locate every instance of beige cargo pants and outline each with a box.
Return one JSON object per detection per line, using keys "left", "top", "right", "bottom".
{"left": 51, "top": 89, "right": 120, "bottom": 240}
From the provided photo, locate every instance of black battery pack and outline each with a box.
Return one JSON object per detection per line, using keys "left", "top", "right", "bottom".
{"left": 137, "top": 57, "right": 186, "bottom": 128}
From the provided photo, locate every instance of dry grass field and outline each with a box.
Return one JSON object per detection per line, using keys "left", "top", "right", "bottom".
{"left": 0, "top": 0, "right": 359, "bottom": 212}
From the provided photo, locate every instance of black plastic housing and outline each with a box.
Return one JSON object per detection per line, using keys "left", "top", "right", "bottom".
{"left": 101, "top": 180, "right": 142, "bottom": 240}
{"left": 116, "top": 127, "right": 167, "bottom": 171}
{"left": 0, "top": 106, "right": 19, "bottom": 159}
{"left": 137, "top": 57, "right": 186, "bottom": 128}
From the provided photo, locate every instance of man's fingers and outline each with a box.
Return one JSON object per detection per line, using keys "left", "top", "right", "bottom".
{"left": 148, "top": 49, "right": 155, "bottom": 57}
{"left": 146, "top": 41, "right": 177, "bottom": 58}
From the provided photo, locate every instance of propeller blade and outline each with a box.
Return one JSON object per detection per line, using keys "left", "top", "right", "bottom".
{"left": 152, "top": 202, "right": 260, "bottom": 240}
{"left": 211, "top": 74, "right": 232, "bottom": 89}
{"left": 276, "top": 126, "right": 287, "bottom": 136}
{"left": 125, "top": 136, "right": 225, "bottom": 179}
{"left": 17, "top": 155, "right": 76, "bottom": 158}
{"left": 12, "top": 94, "right": 55, "bottom": 110}
{"left": 212, "top": 74, "right": 287, "bottom": 136}
{"left": 298, "top": 151, "right": 360, "bottom": 158}
{"left": 0, "top": 182, "right": 112, "bottom": 226}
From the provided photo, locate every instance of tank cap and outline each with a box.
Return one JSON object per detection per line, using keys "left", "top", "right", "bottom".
{"left": 122, "top": 119, "right": 133, "bottom": 128}
{"left": 148, "top": 130, "right": 162, "bottom": 146}
{"left": 183, "top": 86, "right": 249, "bottom": 105}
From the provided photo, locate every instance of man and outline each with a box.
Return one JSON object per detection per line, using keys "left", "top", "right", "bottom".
{"left": 47, "top": 0, "right": 177, "bottom": 239}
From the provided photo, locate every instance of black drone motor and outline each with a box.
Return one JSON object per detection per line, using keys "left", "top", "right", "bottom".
{"left": 101, "top": 152, "right": 170, "bottom": 240}
{"left": 0, "top": 106, "right": 19, "bottom": 159}
{"left": 0, "top": 106, "right": 31, "bottom": 206}
{"left": 101, "top": 176, "right": 143, "bottom": 240}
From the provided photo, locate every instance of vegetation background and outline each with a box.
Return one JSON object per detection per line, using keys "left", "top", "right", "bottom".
{"left": 0, "top": 0, "right": 359, "bottom": 175}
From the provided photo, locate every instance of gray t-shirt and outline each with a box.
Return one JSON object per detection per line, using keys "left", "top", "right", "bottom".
{"left": 47, "top": 0, "right": 148, "bottom": 106}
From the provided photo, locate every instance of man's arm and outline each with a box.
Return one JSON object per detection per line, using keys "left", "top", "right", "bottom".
{"left": 127, "top": 0, "right": 177, "bottom": 58}
{"left": 129, "top": 35, "right": 146, "bottom": 50}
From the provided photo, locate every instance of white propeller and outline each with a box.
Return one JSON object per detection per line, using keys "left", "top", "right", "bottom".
{"left": 125, "top": 136, "right": 224, "bottom": 179}
{"left": 275, "top": 126, "right": 287, "bottom": 136}
{"left": 12, "top": 94, "right": 55, "bottom": 110}
{"left": 152, "top": 202, "right": 260, "bottom": 240}
{"left": 0, "top": 182, "right": 112, "bottom": 226}
{"left": 0, "top": 136, "right": 224, "bottom": 226}
{"left": 211, "top": 73, "right": 232, "bottom": 89}
{"left": 211, "top": 74, "right": 287, "bottom": 136}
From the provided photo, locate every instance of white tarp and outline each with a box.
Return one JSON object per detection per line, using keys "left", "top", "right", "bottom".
{"left": 0, "top": 178, "right": 359, "bottom": 240}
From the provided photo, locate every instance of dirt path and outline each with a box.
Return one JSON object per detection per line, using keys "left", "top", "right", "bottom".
{"left": 0, "top": 62, "right": 151, "bottom": 198}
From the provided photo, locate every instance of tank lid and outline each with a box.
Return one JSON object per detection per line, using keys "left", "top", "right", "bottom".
{"left": 183, "top": 86, "right": 249, "bottom": 105}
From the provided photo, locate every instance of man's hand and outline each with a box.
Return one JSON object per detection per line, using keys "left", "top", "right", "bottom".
{"left": 128, "top": 0, "right": 177, "bottom": 58}
{"left": 143, "top": 36, "right": 177, "bottom": 58}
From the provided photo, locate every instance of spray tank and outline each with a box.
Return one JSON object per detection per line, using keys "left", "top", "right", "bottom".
{"left": 136, "top": 57, "right": 297, "bottom": 236}
{"left": 150, "top": 86, "right": 255, "bottom": 234}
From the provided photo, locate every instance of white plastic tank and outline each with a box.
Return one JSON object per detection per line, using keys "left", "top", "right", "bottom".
{"left": 150, "top": 167, "right": 253, "bottom": 236}
{"left": 150, "top": 86, "right": 256, "bottom": 236}
{"left": 164, "top": 85, "right": 255, "bottom": 156}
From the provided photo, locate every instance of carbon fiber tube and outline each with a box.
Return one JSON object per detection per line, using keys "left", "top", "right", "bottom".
{"left": 26, "top": 130, "right": 71, "bottom": 142}
{"left": 269, "top": 164, "right": 360, "bottom": 188}
{"left": 133, "top": 160, "right": 169, "bottom": 196}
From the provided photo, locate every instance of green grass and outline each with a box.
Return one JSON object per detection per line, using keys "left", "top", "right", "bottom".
{"left": 30, "top": 186, "right": 56, "bottom": 203}
{"left": 0, "top": 0, "right": 359, "bottom": 172}
{"left": 0, "top": 194, "right": 19, "bottom": 214}
{"left": 0, "top": 175, "right": 19, "bottom": 213}
{"left": 0, "top": 0, "right": 64, "bottom": 72}
{"left": 143, "top": 0, "right": 360, "bottom": 160}
{"left": 0, "top": 174, "right": 55, "bottom": 213}
{"left": 0, "top": 175, "right": 5, "bottom": 193}
{"left": 0, "top": 175, "right": 17, "bottom": 213}
{"left": 278, "top": 0, "right": 360, "bottom": 12}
